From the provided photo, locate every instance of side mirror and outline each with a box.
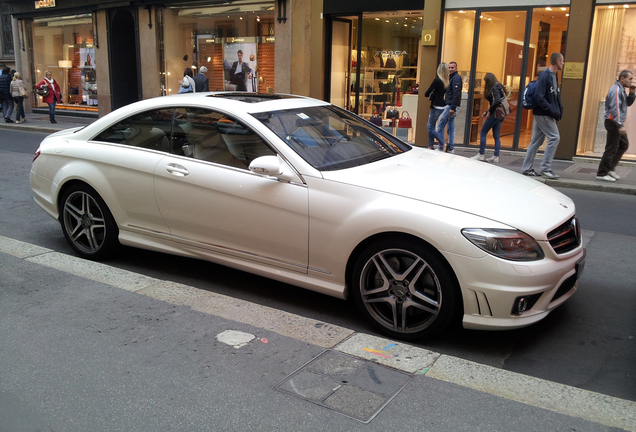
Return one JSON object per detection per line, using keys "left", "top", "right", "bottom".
{"left": 249, "top": 155, "right": 282, "bottom": 176}
{"left": 249, "top": 155, "right": 299, "bottom": 183}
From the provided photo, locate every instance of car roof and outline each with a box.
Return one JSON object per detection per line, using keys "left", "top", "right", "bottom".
{"left": 169, "top": 92, "right": 330, "bottom": 114}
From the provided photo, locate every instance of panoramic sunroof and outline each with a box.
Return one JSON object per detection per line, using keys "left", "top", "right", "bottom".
{"left": 209, "top": 93, "right": 302, "bottom": 103}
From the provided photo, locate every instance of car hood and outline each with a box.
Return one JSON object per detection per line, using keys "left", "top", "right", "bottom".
{"left": 321, "top": 147, "right": 574, "bottom": 240}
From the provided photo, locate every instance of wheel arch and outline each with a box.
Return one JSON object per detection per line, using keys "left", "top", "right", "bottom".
{"left": 345, "top": 231, "right": 463, "bottom": 313}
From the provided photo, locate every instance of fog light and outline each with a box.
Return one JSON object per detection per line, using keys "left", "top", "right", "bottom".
{"left": 512, "top": 293, "right": 542, "bottom": 315}
{"left": 516, "top": 298, "right": 528, "bottom": 314}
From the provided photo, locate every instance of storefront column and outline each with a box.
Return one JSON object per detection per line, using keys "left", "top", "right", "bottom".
{"left": 137, "top": 6, "right": 161, "bottom": 101}
{"left": 414, "top": 0, "right": 442, "bottom": 148}
{"left": 556, "top": 0, "right": 594, "bottom": 160}
{"left": 95, "top": 10, "right": 111, "bottom": 116}
{"left": 275, "top": 0, "right": 324, "bottom": 98}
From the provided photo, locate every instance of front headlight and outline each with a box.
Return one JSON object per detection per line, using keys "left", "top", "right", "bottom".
{"left": 461, "top": 228, "right": 544, "bottom": 261}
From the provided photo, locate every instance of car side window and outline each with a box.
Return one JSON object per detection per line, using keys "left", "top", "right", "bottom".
{"left": 174, "top": 107, "right": 276, "bottom": 169}
{"left": 93, "top": 108, "right": 175, "bottom": 152}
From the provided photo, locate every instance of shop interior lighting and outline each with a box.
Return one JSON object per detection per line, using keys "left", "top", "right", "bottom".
{"left": 560, "top": 7, "right": 567, "bottom": 11}
{"left": 207, "top": 57, "right": 212, "bottom": 62}
{"left": 459, "top": 10, "right": 466, "bottom": 13}
{"left": 624, "top": 4, "right": 630, "bottom": 8}
{"left": 545, "top": 7, "right": 552, "bottom": 11}
{"left": 609, "top": 5, "right": 614, "bottom": 8}
{"left": 256, "top": 16, "right": 260, "bottom": 21}
{"left": 375, "top": 17, "right": 380, "bottom": 20}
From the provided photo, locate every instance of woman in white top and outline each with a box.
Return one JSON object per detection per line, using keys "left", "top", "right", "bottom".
{"left": 10, "top": 72, "right": 28, "bottom": 123}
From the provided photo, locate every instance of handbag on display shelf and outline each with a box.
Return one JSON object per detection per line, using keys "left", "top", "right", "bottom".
{"left": 384, "top": 57, "right": 397, "bottom": 69}
{"left": 370, "top": 112, "right": 383, "bottom": 126}
{"left": 398, "top": 111, "right": 412, "bottom": 128}
{"left": 385, "top": 108, "right": 400, "bottom": 120}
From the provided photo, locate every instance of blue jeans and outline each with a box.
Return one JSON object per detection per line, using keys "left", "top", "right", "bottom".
{"left": 427, "top": 107, "right": 446, "bottom": 149}
{"left": 436, "top": 105, "right": 457, "bottom": 150}
{"left": 479, "top": 115, "right": 504, "bottom": 156}
{"left": 48, "top": 102, "right": 56, "bottom": 122}
{"left": 2, "top": 97, "right": 14, "bottom": 119}
{"left": 521, "top": 115, "right": 560, "bottom": 173}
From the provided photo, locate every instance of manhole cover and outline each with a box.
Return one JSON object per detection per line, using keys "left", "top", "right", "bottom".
{"left": 273, "top": 350, "right": 412, "bottom": 423}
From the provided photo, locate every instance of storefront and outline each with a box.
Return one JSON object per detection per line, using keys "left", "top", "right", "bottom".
{"left": 30, "top": 13, "right": 98, "bottom": 113}
{"left": 578, "top": 2, "right": 636, "bottom": 160}
{"left": 160, "top": 1, "right": 276, "bottom": 96}
{"left": 324, "top": 0, "right": 424, "bottom": 142}
{"left": 440, "top": 5, "right": 569, "bottom": 151}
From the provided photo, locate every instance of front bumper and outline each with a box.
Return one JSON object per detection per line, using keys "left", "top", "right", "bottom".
{"left": 442, "top": 245, "right": 586, "bottom": 330}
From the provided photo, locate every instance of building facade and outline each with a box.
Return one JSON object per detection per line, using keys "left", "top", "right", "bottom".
{"left": 4, "top": 0, "right": 635, "bottom": 161}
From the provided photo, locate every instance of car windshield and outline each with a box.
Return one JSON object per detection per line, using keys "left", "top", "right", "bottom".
{"left": 252, "top": 105, "right": 410, "bottom": 171}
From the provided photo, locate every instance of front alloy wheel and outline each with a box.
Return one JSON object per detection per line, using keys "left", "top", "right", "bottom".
{"left": 60, "top": 184, "right": 118, "bottom": 259}
{"left": 352, "top": 239, "right": 459, "bottom": 339}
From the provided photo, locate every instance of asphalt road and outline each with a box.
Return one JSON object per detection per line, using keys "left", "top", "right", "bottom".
{"left": 2, "top": 129, "right": 635, "bottom": 402}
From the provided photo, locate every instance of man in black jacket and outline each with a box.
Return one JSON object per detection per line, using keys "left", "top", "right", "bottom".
{"left": 194, "top": 66, "right": 209, "bottom": 92}
{"left": 521, "top": 52, "right": 565, "bottom": 178}
{"left": 436, "top": 61, "right": 462, "bottom": 153}
{"left": 228, "top": 50, "right": 253, "bottom": 91}
{"left": 0, "top": 66, "right": 14, "bottom": 122}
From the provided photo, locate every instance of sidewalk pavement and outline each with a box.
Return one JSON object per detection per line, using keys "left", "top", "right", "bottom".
{"left": 3, "top": 115, "right": 636, "bottom": 196}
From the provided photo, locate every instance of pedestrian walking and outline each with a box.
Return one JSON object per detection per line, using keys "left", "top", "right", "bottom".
{"left": 0, "top": 66, "right": 14, "bottom": 122}
{"left": 10, "top": 72, "right": 28, "bottom": 123}
{"left": 194, "top": 66, "right": 209, "bottom": 92}
{"left": 179, "top": 68, "right": 196, "bottom": 93}
{"left": 521, "top": 52, "right": 565, "bottom": 178}
{"left": 472, "top": 73, "right": 509, "bottom": 163}
{"left": 36, "top": 71, "right": 62, "bottom": 124}
{"left": 424, "top": 63, "right": 449, "bottom": 150}
{"left": 596, "top": 70, "right": 635, "bottom": 182}
{"left": 436, "top": 61, "right": 462, "bottom": 154}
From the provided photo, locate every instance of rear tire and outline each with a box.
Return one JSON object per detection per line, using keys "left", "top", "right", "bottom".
{"left": 351, "top": 238, "right": 460, "bottom": 340}
{"left": 59, "top": 184, "right": 119, "bottom": 260}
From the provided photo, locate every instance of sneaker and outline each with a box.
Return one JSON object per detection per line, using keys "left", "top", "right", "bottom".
{"left": 486, "top": 155, "right": 499, "bottom": 163}
{"left": 541, "top": 170, "right": 560, "bottom": 179}
{"left": 596, "top": 175, "right": 616, "bottom": 182}
{"left": 608, "top": 171, "right": 621, "bottom": 180}
{"left": 471, "top": 153, "right": 485, "bottom": 161}
{"left": 448, "top": 149, "right": 455, "bottom": 154}
{"left": 522, "top": 169, "right": 540, "bottom": 177}
{"left": 5, "top": 118, "right": 14, "bottom": 123}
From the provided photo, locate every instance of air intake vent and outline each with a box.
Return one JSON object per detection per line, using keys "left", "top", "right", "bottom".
{"left": 548, "top": 217, "right": 581, "bottom": 254}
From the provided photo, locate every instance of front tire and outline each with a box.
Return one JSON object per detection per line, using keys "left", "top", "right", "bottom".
{"left": 59, "top": 184, "right": 119, "bottom": 260}
{"left": 351, "top": 238, "right": 460, "bottom": 340}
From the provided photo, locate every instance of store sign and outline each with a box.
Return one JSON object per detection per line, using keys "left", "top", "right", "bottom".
{"left": 421, "top": 29, "right": 437, "bottom": 46}
{"left": 35, "top": 0, "right": 56, "bottom": 8}
{"left": 563, "top": 62, "right": 585, "bottom": 80}
{"left": 375, "top": 50, "right": 408, "bottom": 57}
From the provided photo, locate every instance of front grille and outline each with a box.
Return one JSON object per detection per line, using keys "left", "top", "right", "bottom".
{"left": 548, "top": 217, "right": 581, "bottom": 254}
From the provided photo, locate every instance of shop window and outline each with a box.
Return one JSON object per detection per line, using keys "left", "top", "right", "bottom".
{"left": 32, "top": 15, "right": 97, "bottom": 112}
{"left": 441, "top": 10, "right": 476, "bottom": 145}
{"left": 161, "top": 2, "right": 275, "bottom": 96}
{"left": 579, "top": 5, "right": 636, "bottom": 160}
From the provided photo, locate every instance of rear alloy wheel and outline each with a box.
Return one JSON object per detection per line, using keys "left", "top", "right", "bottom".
{"left": 352, "top": 239, "right": 459, "bottom": 339}
{"left": 60, "top": 184, "right": 119, "bottom": 260}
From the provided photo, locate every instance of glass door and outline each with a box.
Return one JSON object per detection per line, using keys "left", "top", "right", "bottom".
{"left": 330, "top": 18, "right": 354, "bottom": 110}
{"left": 471, "top": 11, "right": 528, "bottom": 149}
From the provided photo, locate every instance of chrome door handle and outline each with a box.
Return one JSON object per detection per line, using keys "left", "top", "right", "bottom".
{"left": 166, "top": 164, "right": 189, "bottom": 176}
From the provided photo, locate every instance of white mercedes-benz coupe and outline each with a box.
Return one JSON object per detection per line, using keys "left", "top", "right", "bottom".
{"left": 30, "top": 93, "right": 585, "bottom": 339}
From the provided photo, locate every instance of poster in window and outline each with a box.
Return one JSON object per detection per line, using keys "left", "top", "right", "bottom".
{"left": 224, "top": 41, "right": 257, "bottom": 92}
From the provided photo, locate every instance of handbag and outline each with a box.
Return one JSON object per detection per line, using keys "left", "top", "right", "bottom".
{"left": 369, "top": 113, "right": 383, "bottom": 126}
{"left": 36, "top": 86, "right": 49, "bottom": 97}
{"left": 494, "top": 94, "right": 512, "bottom": 119}
{"left": 385, "top": 108, "right": 400, "bottom": 119}
{"left": 385, "top": 57, "right": 397, "bottom": 69}
{"left": 398, "top": 111, "right": 412, "bottom": 128}
{"left": 19, "top": 85, "right": 27, "bottom": 97}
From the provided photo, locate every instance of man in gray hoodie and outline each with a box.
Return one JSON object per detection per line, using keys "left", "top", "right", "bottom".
{"left": 596, "top": 70, "right": 635, "bottom": 182}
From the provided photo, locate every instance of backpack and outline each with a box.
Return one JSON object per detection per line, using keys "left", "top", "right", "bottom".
{"left": 522, "top": 80, "right": 538, "bottom": 110}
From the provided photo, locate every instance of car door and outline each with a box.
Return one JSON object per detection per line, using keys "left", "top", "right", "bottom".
{"left": 153, "top": 107, "right": 309, "bottom": 273}
{"left": 90, "top": 107, "right": 175, "bottom": 237}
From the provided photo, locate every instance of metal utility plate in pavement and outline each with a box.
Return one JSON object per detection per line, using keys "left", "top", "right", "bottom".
{"left": 272, "top": 349, "right": 412, "bottom": 423}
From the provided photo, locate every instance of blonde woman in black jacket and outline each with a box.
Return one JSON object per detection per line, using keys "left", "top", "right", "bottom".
{"left": 472, "top": 73, "right": 506, "bottom": 163}
{"left": 424, "top": 63, "right": 449, "bottom": 150}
